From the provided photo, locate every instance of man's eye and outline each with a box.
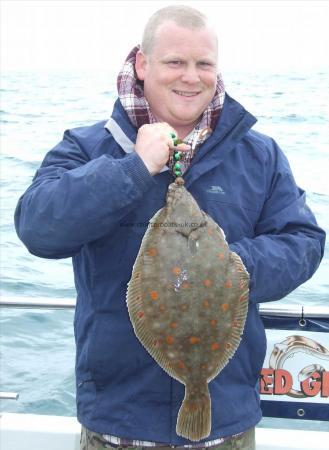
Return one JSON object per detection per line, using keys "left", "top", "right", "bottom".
{"left": 168, "top": 60, "right": 183, "bottom": 66}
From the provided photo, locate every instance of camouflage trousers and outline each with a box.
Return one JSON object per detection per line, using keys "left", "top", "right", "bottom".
{"left": 80, "top": 427, "right": 255, "bottom": 450}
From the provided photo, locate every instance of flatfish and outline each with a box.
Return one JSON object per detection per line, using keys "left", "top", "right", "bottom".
{"left": 126, "top": 177, "right": 249, "bottom": 441}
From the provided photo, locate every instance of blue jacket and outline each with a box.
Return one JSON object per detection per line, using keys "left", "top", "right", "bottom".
{"left": 14, "top": 94, "right": 325, "bottom": 444}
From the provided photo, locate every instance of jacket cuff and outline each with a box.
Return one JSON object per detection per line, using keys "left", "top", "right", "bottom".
{"left": 120, "top": 152, "right": 156, "bottom": 193}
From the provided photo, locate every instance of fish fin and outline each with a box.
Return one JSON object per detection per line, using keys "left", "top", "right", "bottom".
{"left": 207, "top": 250, "right": 250, "bottom": 380}
{"left": 176, "top": 383, "right": 211, "bottom": 442}
{"left": 217, "top": 250, "right": 249, "bottom": 364}
{"left": 127, "top": 254, "right": 174, "bottom": 377}
{"left": 126, "top": 206, "right": 186, "bottom": 385}
{"left": 230, "top": 251, "right": 249, "bottom": 281}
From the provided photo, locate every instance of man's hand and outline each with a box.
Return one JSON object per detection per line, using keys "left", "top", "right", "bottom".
{"left": 135, "top": 123, "right": 191, "bottom": 176}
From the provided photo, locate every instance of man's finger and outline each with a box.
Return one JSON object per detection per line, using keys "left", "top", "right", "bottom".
{"left": 169, "top": 142, "right": 191, "bottom": 151}
{"left": 177, "top": 143, "right": 191, "bottom": 151}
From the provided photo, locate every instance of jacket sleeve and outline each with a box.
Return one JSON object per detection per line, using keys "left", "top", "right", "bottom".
{"left": 14, "top": 128, "right": 155, "bottom": 259}
{"left": 230, "top": 140, "right": 326, "bottom": 304}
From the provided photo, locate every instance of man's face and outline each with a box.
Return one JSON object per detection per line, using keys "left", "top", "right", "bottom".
{"left": 136, "top": 21, "right": 218, "bottom": 134}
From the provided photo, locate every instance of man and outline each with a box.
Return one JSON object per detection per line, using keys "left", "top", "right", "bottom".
{"left": 15, "top": 5, "right": 325, "bottom": 450}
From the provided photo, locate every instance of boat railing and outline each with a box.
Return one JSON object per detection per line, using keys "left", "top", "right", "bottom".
{"left": 1, "top": 296, "right": 329, "bottom": 317}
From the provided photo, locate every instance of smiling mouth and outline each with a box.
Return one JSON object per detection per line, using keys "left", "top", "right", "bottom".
{"left": 173, "top": 90, "right": 201, "bottom": 97}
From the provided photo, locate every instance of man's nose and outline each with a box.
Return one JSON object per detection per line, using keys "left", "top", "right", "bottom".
{"left": 181, "top": 64, "right": 200, "bottom": 84}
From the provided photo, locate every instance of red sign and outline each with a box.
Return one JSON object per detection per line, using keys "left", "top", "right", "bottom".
{"left": 260, "top": 368, "right": 329, "bottom": 398}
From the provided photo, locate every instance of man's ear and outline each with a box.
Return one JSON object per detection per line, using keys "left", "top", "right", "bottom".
{"left": 135, "top": 50, "right": 147, "bottom": 81}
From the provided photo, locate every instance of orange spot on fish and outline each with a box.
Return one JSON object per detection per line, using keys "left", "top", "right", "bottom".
{"left": 147, "top": 247, "right": 157, "bottom": 257}
{"left": 189, "top": 336, "right": 201, "bottom": 345}
{"left": 207, "top": 228, "right": 213, "bottom": 236}
{"left": 217, "top": 252, "right": 225, "bottom": 260}
{"left": 178, "top": 361, "right": 185, "bottom": 369}
{"left": 166, "top": 335, "right": 174, "bottom": 345}
{"left": 226, "top": 343, "right": 232, "bottom": 349}
{"left": 137, "top": 311, "right": 144, "bottom": 319}
{"left": 172, "top": 266, "right": 181, "bottom": 275}
{"left": 170, "top": 322, "right": 178, "bottom": 329}
{"left": 240, "top": 294, "right": 247, "bottom": 302}
{"left": 203, "top": 299, "right": 210, "bottom": 308}
{"left": 221, "top": 303, "right": 229, "bottom": 312}
{"left": 211, "top": 342, "right": 220, "bottom": 351}
{"left": 182, "top": 282, "right": 190, "bottom": 289}
{"left": 153, "top": 339, "right": 159, "bottom": 347}
{"left": 159, "top": 304, "right": 166, "bottom": 311}
{"left": 201, "top": 363, "right": 208, "bottom": 370}
{"left": 210, "top": 319, "right": 217, "bottom": 327}
{"left": 150, "top": 291, "right": 158, "bottom": 300}
{"left": 225, "top": 280, "right": 233, "bottom": 288}
{"left": 203, "top": 279, "right": 212, "bottom": 288}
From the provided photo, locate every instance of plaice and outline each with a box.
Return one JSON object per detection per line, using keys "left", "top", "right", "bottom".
{"left": 126, "top": 177, "right": 249, "bottom": 442}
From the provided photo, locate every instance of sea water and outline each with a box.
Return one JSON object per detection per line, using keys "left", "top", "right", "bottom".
{"left": 0, "top": 70, "right": 328, "bottom": 429}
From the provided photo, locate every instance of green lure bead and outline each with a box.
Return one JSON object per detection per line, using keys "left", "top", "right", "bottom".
{"left": 173, "top": 148, "right": 183, "bottom": 177}
{"left": 170, "top": 132, "right": 178, "bottom": 146}
{"left": 171, "top": 135, "right": 183, "bottom": 147}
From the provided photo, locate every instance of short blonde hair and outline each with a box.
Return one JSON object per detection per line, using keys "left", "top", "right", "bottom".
{"left": 141, "top": 5, "right": 212, "bottom": 55}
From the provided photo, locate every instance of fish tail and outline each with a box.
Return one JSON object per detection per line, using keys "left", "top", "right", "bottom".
{"left": 176, "top": 383, "right": 211, "bottom": 442}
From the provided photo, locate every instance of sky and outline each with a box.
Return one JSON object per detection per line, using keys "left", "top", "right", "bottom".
{"left": 1, "top": 0, "right": 329, "bottom": 74}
